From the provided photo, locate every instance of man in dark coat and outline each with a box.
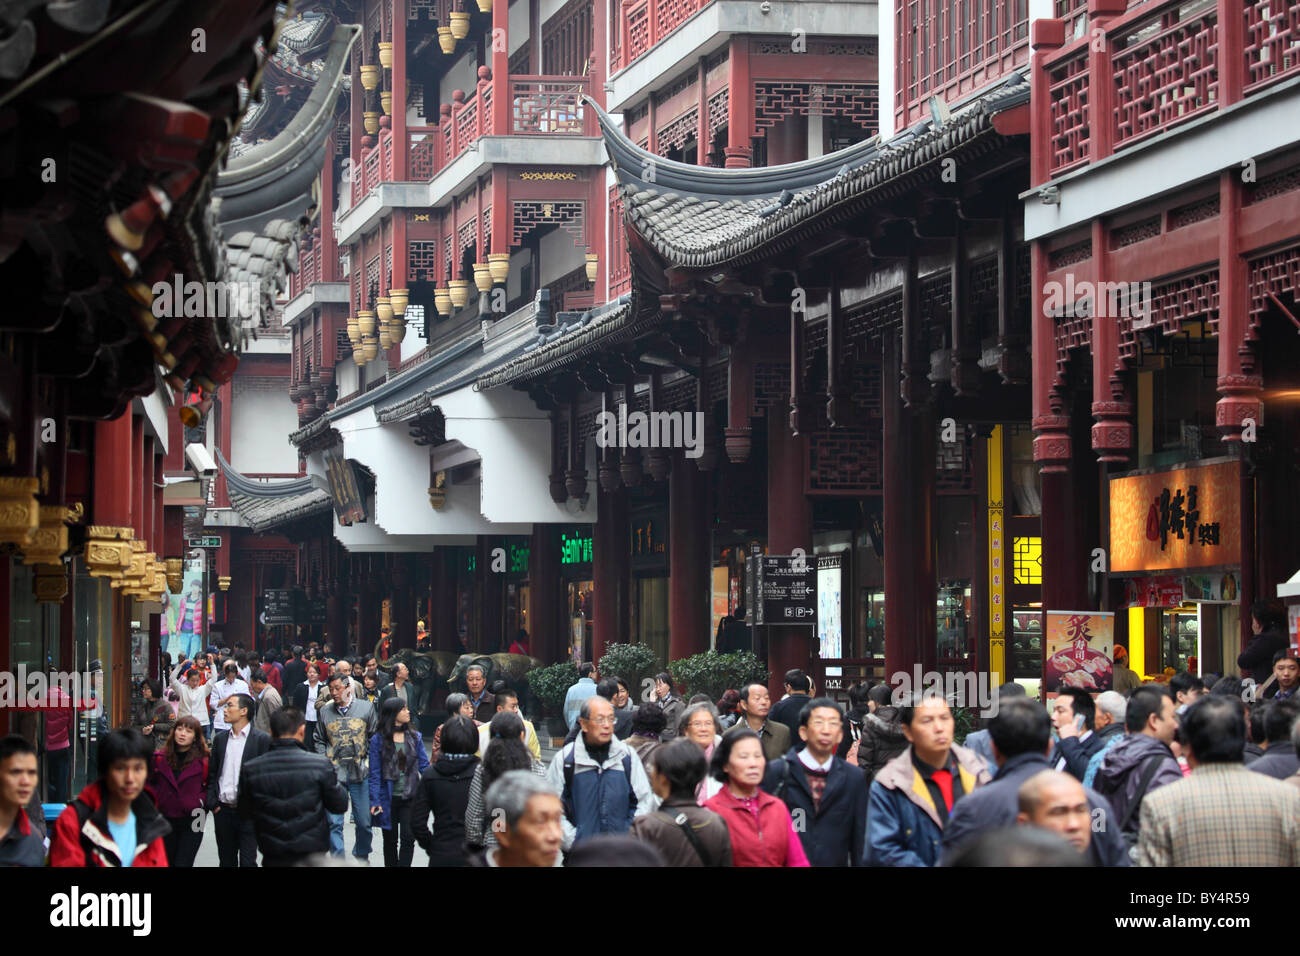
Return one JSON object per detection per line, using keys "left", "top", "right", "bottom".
{"left": 239, "top": 708, "right": 349, "bottom": 865}
{"left": 858, "top": 683, "right": 907, "bottom": 787}
{"left": 941, "top": 697, "right": 1130, "bottom": 866}
{"left": 1092, "top": 686, "right": 1183, "bottom": 843}
{"left": 1049, "top": 688, "right": 1107, "bottom": 781}
{"left": 1239, "top": 599, "right": 1289, "bottom": 686}
{"left": 762, "top": 698, "right": 868, "bottom": 866}
{"left": 1249, "top": 699, "right": 1300, "bottom": 780}
{"left": 205, "top": 693, "right": 272, "bottom": 867}
{"left": 282, "top": 645, "right": 308, "bottom": 695}
{"left": 768, "top": 669, "right": 814, "bottom": 748}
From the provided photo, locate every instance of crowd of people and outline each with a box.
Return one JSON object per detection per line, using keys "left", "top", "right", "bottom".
{"left": 2, "top": 604, "right": 1298, "bottom": 867}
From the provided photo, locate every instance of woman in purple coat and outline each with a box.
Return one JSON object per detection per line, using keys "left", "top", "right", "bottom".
{"left": 148, "top": 716, "right": 210, "bottom": 866}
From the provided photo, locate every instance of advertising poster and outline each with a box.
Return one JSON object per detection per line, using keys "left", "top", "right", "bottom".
{"left": 161, "top": 557, "right": 206, "bottom": 661}
{"left": 817, "top": 555, "right": 842, "bottom": 660}
{"left": 1044, "top": 611, "right": 1114, "bottom": 694}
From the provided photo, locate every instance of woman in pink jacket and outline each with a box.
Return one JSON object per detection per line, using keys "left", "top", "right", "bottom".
{"left": 705, "top": 729, "right": 809, "bottom": 867}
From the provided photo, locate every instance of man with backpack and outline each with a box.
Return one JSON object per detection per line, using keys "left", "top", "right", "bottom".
{"left": 1092, "top": 685, "right": 1183, "bottom": 850}
{"left": 545, "top": 695, "right": 653, "bottom": 851}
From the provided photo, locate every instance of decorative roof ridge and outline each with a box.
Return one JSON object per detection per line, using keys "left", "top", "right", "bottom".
{"left": 216, "top": 449, "right": 318, "bottom": 498}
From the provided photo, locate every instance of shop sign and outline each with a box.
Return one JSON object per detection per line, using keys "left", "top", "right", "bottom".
{"left": 323, "top": 449, "right": 366, "bottom": 525}
{"left": 509, "top": 542, "right": 529, "bottom": 574}
{"left": 751, "top": 555, "right": 816, "bottom": 626}
{"left": 308, "top": 595, "right": 327, "bottom": 624}
{"left": 1182, "top": 572, "right": 1241, "bottom": 604}
{"left": 817, "top": 555, "right": 842, "bottom": 659}
{"left": 187, "top": 536, "right": 221, "bottom": 548}
{"left": 1109, "top": 459, "right": 1240, "bottom": 572}
{"left": 630, "top": 512, "right": 667, "bottom": 570}
{"left": 560, "top": 530, "right": 593, "bottom": 566}
{"left": 1125, "top": 576, "right": 1186, "bottom": 608}
{"left": 1044, "top": 611, "right": 1114, "bottom": 694}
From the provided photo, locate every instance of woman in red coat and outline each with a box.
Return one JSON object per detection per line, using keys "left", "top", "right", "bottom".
{"left": 148, "top": 716, "right": 210, "bottom": 867}
{"left": 50, "top": 728, "right": 170, "bottom": 867}
{"left": 705, "top": 729, "right": 809, "bottom": 867}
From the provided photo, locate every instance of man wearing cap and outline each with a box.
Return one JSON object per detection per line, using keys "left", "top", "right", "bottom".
{"left": 1112, "top": 646, "right": 1141, "bottom": 695}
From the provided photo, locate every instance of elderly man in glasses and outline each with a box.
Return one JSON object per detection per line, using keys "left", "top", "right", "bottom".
{"left": 545, "top": 695, "right": 654, "bottom": 851}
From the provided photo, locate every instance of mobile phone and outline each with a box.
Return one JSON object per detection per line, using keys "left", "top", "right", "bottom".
{"left": 1075, "top": 714, "right": 1086, "bottom": 731}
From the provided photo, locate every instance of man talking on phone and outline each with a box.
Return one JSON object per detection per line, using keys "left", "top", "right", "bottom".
{"left": 1051, "top": 689, "right": 1104, "bottom": 782}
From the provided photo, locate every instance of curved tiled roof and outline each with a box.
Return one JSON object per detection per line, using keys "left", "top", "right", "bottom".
{"left": 217, "top": 450, "right": 332, "bottom": 531}
{"left": 475, "top": 296, "right": 636, "bottom": 390}
{"left": 591, "top": 73, "right": 1030, "bottom": 269}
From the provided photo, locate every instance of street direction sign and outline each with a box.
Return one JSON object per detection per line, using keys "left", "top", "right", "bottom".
{"left": 751, "top": 554, "right": 817, "bottom": 626}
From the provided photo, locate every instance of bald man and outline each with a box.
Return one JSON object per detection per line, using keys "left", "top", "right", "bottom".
{"left": 1017, "top": 770, "right": 1092, "bottom": 857}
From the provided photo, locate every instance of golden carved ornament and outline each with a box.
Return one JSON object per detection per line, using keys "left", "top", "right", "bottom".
{"left": 428, "top": 470, "right": 447, "bottom": 511}
{"left": 20, "top": 505, "right": 78, "bottom": 567}
{"left": 164, "top": 557, "right": 184, "bottom": 594}
{"left": 33, "top": 565, "right": 68, "bottom": 604}
{"left": 0, "top": 477, "right": 39, "bottom": 547}
{"left": 218, "top": 575, "right": 232, "bottom": 592}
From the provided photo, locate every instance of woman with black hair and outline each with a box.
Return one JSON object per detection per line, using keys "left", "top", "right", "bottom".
{"left": 630, "top": 739, "right": 733, "bottom": 866}
{"left": 148, "top": 716, "right": 209, "bottom": 867}
{"left": 131, "top": 679, "right": 175, "bottom": 750}
{"left": 464, "top": 711, "right": 546, "bottom": 852}
{"left": 368, "top": 697, "right": 430, "bottom": 867}
{"left": 411, "top": 714, "right": 480, "bottom": 866}
{"left": 704, "top": 729, "right": 809, "bottom": 867}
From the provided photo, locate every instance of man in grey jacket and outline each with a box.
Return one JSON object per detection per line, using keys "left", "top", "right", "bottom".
{"left": 315, "top": 672, "right": 378, "bottom": 861}
{"left": 1091, "top": 685, "right": 1183, "bottom": 843}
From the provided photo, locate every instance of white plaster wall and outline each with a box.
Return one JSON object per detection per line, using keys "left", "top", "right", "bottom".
{"left": 439, "top": 52, "right": 480, "bottom": 107}
{"left": 877, "top": 0, "right": 895, "bottom": 140}
{"left": 336, "top": 356, "right": 359, "bottom": 396}
{"left": 231, "top": 389, "right": 299, "bottom": 474}
{"left": 540, "top": 0, "right": 567, "bottom": 28}
{"left": 509, "top": 0, "right": 529, "bottom": 57}
{"left": 539, "top": 225, "right": 586, "bottom": 285}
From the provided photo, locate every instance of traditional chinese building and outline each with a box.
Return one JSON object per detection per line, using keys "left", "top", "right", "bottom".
{"left": 1026, "top": 0, "right": 1300, "bottom": 679}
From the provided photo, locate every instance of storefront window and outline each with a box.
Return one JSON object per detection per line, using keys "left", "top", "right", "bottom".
{"left": 567, "top": 581, "right": 593, "bottom": 662}
{"left": 1011, "top": 607, "right": 1043, "bottom": 681}
{"left": 1161, "top": 605, "right": 1199, "bottom": 674}
{"left": 857, "top": 590, "right": 885, "bottom": 658}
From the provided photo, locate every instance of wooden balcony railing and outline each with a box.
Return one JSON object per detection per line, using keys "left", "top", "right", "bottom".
{"left": 289, "top": 242, "right": 323, "bottom": 300}
{"left": 511, "top": 76, "right": 593, "bottom": 135}
{"left": 1036, "top": 0, "right": 1300, "bottom": 182}
{"left": 612, "top": 0, "right": 712, "bottom": 72}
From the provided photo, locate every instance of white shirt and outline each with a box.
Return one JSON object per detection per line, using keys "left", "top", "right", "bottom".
{"left": 304, "top": 682, "right": 320, "bottom": 721}
{"left": 171, "top": 663, "right": 215, "bottom": 724}
{"left": 797, "top": 749, "right": 835, "bottom": 773}
{"left": 1055, "top": 729, "right": 1092, "bottom": 772}
{"left": 210, "top": 678, "right": 250, "bottom": 731}
{"left": 218, "top": 723, "right": 251, "bottom": 805}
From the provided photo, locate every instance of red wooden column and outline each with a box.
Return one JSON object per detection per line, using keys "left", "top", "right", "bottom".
{"left": 1216, "top": 170, "right": 1261, "bottom": 650}
{"left": 724, "top": 37, "right": 752, "bottom": 168}
{"left": 766, "top": 410, "right": 812, "bottom": 698}
{"left": 590, "top": 0, "right": 607, "bottom": 109}
{"left": 94, "top": 415, "right": 133, "bottom": 526}
{"left": 593, "top": 486, "right": 629, "bottom": 662}
{"left": 669, "top": 450, "right": 711, "bottom": 662}
{"left": 392, "top": 0, "right": 408, "bottom": 179}
{"left": 1091, "top": 218, "right": 1131, "bottom": 463}
{"left": 131, "top": 416, "right": 145, "bottom": 538}
{"left": 350, "top": 45, "right": 362, "bottom": 174}
{"left": 1028, "top": 20, "right": 1066, "bottom": 187}
{"left": 492, "top": 0, "right": 509, "bottom": 132}
{"left": 882, "top": 335, "right": 937, "bottom": 678}
{"left": 530, "top": 524, "right": 561, "bottom": 663}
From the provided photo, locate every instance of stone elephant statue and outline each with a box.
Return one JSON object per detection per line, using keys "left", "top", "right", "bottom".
{"left": 446, "top": 652, "right": 544, "bottom": 696}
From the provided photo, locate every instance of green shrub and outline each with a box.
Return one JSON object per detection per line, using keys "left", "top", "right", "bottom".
{"left": 598, "top": 643, "right": 662, "bottom": 700}
{"left": 526, "top": 661, "right": 580, "bottom": 716}
{"left": 952, "top": 705, "right": 976, "bottom": 746}
{"left": 668, "top": 650, "right": 768, "bottom": 702}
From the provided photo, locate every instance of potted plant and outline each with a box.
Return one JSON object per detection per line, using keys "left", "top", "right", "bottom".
{"left": 525, "top": 661, "right": 580, "bottom": 739}
{"left": 597, "top": 642, "right": 662, "bottom": 707}
{"left": 668, "top": 650, "right": 768, "bottom": 703}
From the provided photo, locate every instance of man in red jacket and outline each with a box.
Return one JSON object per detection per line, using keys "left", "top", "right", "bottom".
{"left": 50, "top": 728, "right": 171, "bottom": 867}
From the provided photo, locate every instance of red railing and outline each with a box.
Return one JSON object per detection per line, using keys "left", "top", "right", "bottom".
{"left": 511, "top": 76, "right": 593, "bottom": 135}
{"left": 289, "top": 242, "right": 323, "bottom": 299}
{"left": 408, "top": 125, "right": 439, "bottom": 181}
{"left": 612, "top": 0, "right": 711, "bottom": 72}
{"left": 1037, "top": 0, "right": 1300, "bottom": 181}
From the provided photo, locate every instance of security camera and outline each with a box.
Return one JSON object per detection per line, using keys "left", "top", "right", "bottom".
{"left": 185, "top": 442, "right": 218, "bottom": 478}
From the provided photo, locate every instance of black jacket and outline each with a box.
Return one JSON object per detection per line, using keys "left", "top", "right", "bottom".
{"left": 282, "top": 658, "right": 308, "bottom": 692}
{"left": 290, "top": 681, "right": 326, "bottom": 715}
{"left": 205, "top": 726, "right": 272, "bottom": 810}
{"left": 940, "top": 752, "right": 1130, "bottom": 867}
{"left": 411, "top": 754, "right": 479, "bottom": 867}
{"left": 238, "top": 738, "right": 349, "bottom": 862}
{"left": 761, "top": 749, "right": 869, "bottom": 866}
{"left": 1050, "top": 727, "right": 1111, "bottom": 782}
{"left": 1239, "top": 626, "right": 1288, "bottom": 685}
{"left": 769, "top": 694, "right": 812, "bottom": 748}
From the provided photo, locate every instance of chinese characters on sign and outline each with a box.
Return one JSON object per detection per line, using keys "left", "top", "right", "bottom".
{"left": 323, "top": 449, "right": 366, "bottom": 525}
{"left": 1109, "top": 460, "right": 1240, "bottom": 573}
{"left": 1044, "top": 611, "right": 1114, "bottom": 694}
{"left": 1145, "top": 484, "right": 1220, "bottom": 551}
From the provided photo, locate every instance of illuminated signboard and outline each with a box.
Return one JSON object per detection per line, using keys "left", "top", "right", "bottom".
{"left": 1109, "top": 459, "right": 1240, "bottom": 573}
{"left": 560, "top": 531, "right": 593, "bottom": 566}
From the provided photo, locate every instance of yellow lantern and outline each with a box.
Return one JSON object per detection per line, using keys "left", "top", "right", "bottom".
{"left": 360, "top": 64, "right": 380, "bottom": 91}
{"left": 448, "top": 279, "right": 470, "bottom": 308}
{"left": 488, "top": 253, "right": 510, "bottom": 284}
{"left": 363, "top": 111, "right": 380, "bottom": 135}
{"left": 358, "top": 310, "right": 377, "bottom": 336}
{"left": 378, "top": 42, "right": 393, "bottom": 70}
{"left": 472, "top": 263, "right": 492, "bottom": 293}
{"left": 388, "top": 288, "right": 409, "bottom": 315}
{"left": 434, "top": 286, "right": 452, "bottom": 316}
{"left": 437, "top": 27, "right": 455, "bottom": 55}
{"left": 449, "top": 11, "right": 470, "bottom": 40}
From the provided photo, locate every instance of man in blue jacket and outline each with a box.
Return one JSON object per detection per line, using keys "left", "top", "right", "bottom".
{"left": 940, "top": 697, "right": 1130, "bottom": 866}
{"left": 867, "top": 695, "right": 991, "bottom": 866}
{"left": 762, "top": 697, "right": 868, "bottom": 865}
